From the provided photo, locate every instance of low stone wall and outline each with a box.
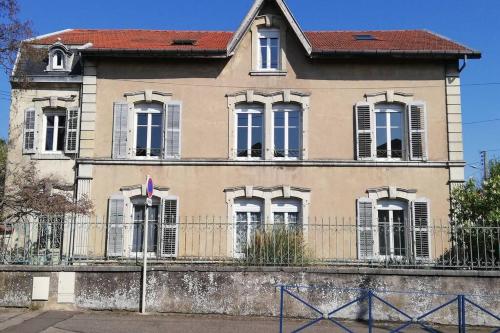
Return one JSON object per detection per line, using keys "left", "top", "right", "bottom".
{"left": 0, "top": 265, "right": 499, "bottom": 326}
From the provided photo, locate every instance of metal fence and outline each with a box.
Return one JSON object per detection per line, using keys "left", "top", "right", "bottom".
{"left": 0, "top": 217, "right": 498, "bottom": 270}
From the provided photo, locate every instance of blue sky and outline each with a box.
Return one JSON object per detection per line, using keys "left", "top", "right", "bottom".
{"left": 2, "top": 0, "right": 499, "bottom": 177}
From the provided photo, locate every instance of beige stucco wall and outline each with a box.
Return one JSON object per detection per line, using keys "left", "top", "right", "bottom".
{"left": 6, "top": 86, "right": 79, "bottom": 185}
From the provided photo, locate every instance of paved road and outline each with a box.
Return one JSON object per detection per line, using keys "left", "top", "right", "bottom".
{"left": 0, "top": 309, "right": 497, "bottom": 332}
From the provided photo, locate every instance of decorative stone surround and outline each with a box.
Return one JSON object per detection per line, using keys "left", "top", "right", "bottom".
{"left": 226, "top": 89, "right": 310, "bottom": 160}
{"left": 364, "top": 90, "right": 414, "bottom": 105}
{"left": 366, "top": 186, "right": 417, "bottom": 202}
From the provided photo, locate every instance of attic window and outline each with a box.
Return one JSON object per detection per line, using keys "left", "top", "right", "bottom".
{"left": 171, "top": 39, "right": 197, "bottom": 46}
{"left": 354, "top": 34, "right": 376, "bottom": 41}
{"left": 52, "top": 50, "right": 65, "bottom": 70}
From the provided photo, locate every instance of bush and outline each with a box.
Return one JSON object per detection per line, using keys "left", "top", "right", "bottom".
{"left": 242, "top": 227, "right": 310, "bottom": 266}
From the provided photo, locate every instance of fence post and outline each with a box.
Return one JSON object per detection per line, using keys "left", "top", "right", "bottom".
{"left": 368, "top": 290, "right": 373, "bottom": 333}
{"left": 458, "top": 294, "right": 466, "bottom": 333}
{"left": 279, "top": 285, "right": 284, "bottom": 333}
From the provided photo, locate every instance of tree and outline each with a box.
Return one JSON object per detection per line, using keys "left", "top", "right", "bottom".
{"left": 0, "top": 0, "right": 32, "bottom": 74}
{"left": 0, "top": 138, "right": 6, "bottom": 204}
{"left": 448, "top": 160, "right": 500, "bottom": 267}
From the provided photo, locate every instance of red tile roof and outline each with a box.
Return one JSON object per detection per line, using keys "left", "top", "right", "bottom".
{"left": 32, "top": 29, "right": 479, "bottom": 58}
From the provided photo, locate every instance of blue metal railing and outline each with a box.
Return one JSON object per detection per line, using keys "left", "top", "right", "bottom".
{"left": 278, "top": 285, "right": 500, "bottom": 333}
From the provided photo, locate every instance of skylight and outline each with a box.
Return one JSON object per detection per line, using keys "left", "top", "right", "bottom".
{"left": 354, "top": 34, "right": 376, "bottom": 41}
{"left": 171, "top": 39, "right": 197, "bottom": 46}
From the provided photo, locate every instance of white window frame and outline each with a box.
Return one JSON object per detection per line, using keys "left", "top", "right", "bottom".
{"left": 42, "top": 110, "right": 66, "bottom": 153}
{"left": 129, "top": 197, "right": 161, "bottom": 259}
{"left": 235, "top": 104, "right": 264, "bottom": 160}
{"left": 233, "top": 198, "right": 263, "bottom": 258}
{"left": 52, "top": 50, "right": 64, "bottom": 70}
{"left": 376, "top": 199, "right": 408, "bottom": 260}
{"left": 134, "top": 103, "right": 163, "bottom": 159}
{"left": 273, "top": 104, "right": 302, "bottom": 160}
{"left": 258, "top": 29, "right": 280, "bottom": 71}
{"left": 271, "top": 198, "right": 301, "bottom": 228}
{"left": 375, "top": 103, "right": 405, "bottom": 161}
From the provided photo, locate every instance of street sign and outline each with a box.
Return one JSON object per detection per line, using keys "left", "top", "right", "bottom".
{"left": 146, "top": 198, "right": 153, "bottom": 207}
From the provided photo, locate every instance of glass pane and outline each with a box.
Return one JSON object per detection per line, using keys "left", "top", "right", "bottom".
{"left": 249, "top": 212, "right": 262, "bottom": 240}
{"left": 147, "top": 206, "right": 159, "bottom": 253}
{"left": 251, "top": 114, "right": 263, "bottom": 157}
{"left": 58, "top": 116, "right": 66, "bottom": 129}
{"left": 376, "top": 127, "right": 388, "bottom": 158}
{"left": 390, "top": 112, "right": 402, "bottom": 127}
{"left": 46, "top": 115, "right": 55, "bottom": 127}
{"left": 45, "top": 128, "right": 54, "bottom": 151}
{"left": 270, "top": 39, "right": 279, "bottom": 69}
{"left": 237, "top": 113, "right": 248, "bottom": 127}
{"left": 151, "top": 113, "right": 162, "bottom": 126}
{"left": 236, "top": 222, "right": 248, "bottom": 254}
{"left": 137, "top": 114, "right": 148, "bottom": 126}
{"left": 260, "top": 38, "right": 268, "bottom": 69}
{"left": 150, "top": 126, "right": 162, "bottom": 157}
{"left": 274, "top": 128, "right": 284, "bottom": 157}
{"left": 136, "top": 127, "right": 148, "bottom": 157}
{"left": 288, "top": 112, "right": 300, "bottom": 158}
{"left": 288, "top": 212, "right": 299, "bottom": 230}
{"left": 274, "top": 213, "right": 285, "bottom": 224}
{"left": 378, "top": 210, "right": 390, "bottom": 256}
{"left": 237, "top": 126, "right": 248, "bottom": 157}
{"left": 376, "top": 112, "right": 386, "bottom": 127}
{"left": 132, "top": 206, "right": 145, "bottom": 252}
{"left": 57, "top": 127, "right": 65, "bottom": 151}
{"left": 391, "top": 127, "right": 403, "bottom": 158}
{"left": 274, "top": 112, "right": 285, "bottom": 127}
{"left": 393, "top": 210, "right": 406, "bottom": 256}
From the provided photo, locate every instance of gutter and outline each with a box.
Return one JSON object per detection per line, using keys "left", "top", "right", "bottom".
{"left": 310, "top": 49, "right": 482, "bottom": 60}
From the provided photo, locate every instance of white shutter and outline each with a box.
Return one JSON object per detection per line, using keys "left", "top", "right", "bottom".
{"left": 65, "top": 107, "right": 79, "bottom": 154}
{"left": 355, "top": 102, "right": 374, "bottom": 159}
{"left": 164, "top": 102, "right": 181, "bottom": 159}
{"left": 408, "top": 102, "right": 427, "bottom": 160}
{"left": 23, "top": 108, "right": 36, "bottom": 154}
{"left": 357, "top": 198, "right": 375, "bottom": 259}
{"left": 112, "top": 102, "right": 129, "bottom": 159}
{"left": 160, "top": 198, "right": 178, "bottom": 257}
{"left": 412, "top": 199, "right": 431, "bottom": 260}
{"left": 107, "top": 197, "right": 125, "bottom": 257}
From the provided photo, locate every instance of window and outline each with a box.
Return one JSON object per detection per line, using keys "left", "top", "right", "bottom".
{"left": 135, "top": 103, "right": 163, "bottom": 158}
{"left": 354, "top": 34, "right": 376, "bottom": 41}
{"left": 272, "top": 198, "right": 301, "bottom": 230}
{"left": 44, "top": 111, "right": 66, "bottom": 152}
{"left": 273, "top": 104, "right": 301, "bottom": 159}
{"left": 236, "top": 104, "right": 264, "bottom": 158}
{"left": 131, "top": 203, "right": 159, "bottom": 255}
{"left": 234, "top": 199, "right": 263, "bottom": 256}
{"left": 377, "top": 200, "right": 407, "bottom": 257}
{"left": 375, "top": 104, "right": 404, "bottom": 159}
{"left": 258, "top": 29, "right": 280, "bottom": 70}
{"left": 37, "top": 215, "right": 64, "bottom": 250}
{"left": 52, "top": 50, "right": 64, "bottom": 70}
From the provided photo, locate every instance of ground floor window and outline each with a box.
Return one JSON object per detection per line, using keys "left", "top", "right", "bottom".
{"left": 234, "top": 199, "right": 263, "bottom": 256}
{"left": 377, "top": 200, "right": 407, "bottom": 257}
{"left": 131, "top": 204, "right": 159, "bottom": 255}
{"left": 37, "top": 215, "right": 64, "bottom": 250}
{"left": 272, "top": 198, "right": 301, "bottom": 230}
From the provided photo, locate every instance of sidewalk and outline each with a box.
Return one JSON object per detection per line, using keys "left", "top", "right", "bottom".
{"left": 0, "top": 309, "right": 497, "bottom": 332}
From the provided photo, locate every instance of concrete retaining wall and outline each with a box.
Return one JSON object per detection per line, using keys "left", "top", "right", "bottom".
{"left": 0, "top": 266, "right": 499, "bottom": 326}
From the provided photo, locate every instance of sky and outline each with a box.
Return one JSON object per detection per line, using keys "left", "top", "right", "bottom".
{"left": 1, "top": 0, "right": 499, "bottom": 178}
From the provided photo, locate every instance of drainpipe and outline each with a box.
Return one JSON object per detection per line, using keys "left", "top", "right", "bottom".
{"left": 458, "top": 55, "right": 467, "bottom": 73}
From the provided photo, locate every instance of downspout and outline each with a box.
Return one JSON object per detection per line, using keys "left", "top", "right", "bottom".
{"left": 458, "top": 55, "right": 467, "bottom": 73}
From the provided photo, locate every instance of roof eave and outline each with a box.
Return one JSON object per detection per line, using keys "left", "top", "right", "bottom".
{"left": 81, "top": 48, "right": 229, "bottom": 59}
{"left": 310, "top": 49, "right": 482, "bottom": 60}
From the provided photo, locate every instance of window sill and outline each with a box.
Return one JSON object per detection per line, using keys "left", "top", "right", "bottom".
{"left": 249, "top": 70, "right": 287, "bottom": 76}
{"left": 31, "top": 153, "right": 72, "bottom": 160}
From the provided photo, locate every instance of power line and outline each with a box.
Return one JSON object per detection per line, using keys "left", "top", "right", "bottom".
{"left": 463, "top": 118, "right": 500, "bottom": 125}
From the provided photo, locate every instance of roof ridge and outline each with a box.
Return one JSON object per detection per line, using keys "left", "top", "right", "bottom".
{"left": 305, "top": 29, "right": 425, "bottom": 33}
{"left": 421, "top": 29, "right": 479, "bottom": 53}
{"left": 63, "top": 28, "right": 234, "bottom": 33}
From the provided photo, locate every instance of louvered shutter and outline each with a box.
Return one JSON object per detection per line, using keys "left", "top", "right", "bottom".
{"left": 107, "top": 197, "right": 125, "bottom": 257}
{"left": 164, "top": 102, "right": 181, "bottom": 159}
{"left": 408, "top": 102, "right": 427, "bottom": 160}
{"left": 412, "top": 199, "right": 431, "bottom": 260}
{"left": 160, "top": 199, "right": 178, "bottom": 257}
{"left": 355, "top": 102, "right": 374, "bottom": 159}
{"left": 357, "top": 198, "right": 375, "bottom": 259}
{"left": 23, "top": 108, "right": 36, "bottom": 154}
{"left": 65, "top": 107, "right": 79, "bottom": 154}
{"left": 112, "top": 102, "right": 129, "bottom": 159}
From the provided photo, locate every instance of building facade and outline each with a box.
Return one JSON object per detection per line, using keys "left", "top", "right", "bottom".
{"left": 7, "top": 0, "right": 480, "bottom": 263}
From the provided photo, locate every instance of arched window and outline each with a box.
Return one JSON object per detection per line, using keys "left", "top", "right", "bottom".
{"left": 52, "top": 50, "right": 64, "bottom": 70}
{"left": 273, "top": 103, "right": 302, "bottom": 159}
{"left": 272, "top": 198, "right": 301, "bottom": 229}
{"left": 233, "top": 198, "right": 264, "bottom": 256}
{"left": 375, "top": 103, "right": 405, "bottom": 159}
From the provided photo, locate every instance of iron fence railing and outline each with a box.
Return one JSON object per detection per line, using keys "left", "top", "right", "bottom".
{"left": 0, "top": 217, "right": 498, "bottom": 269}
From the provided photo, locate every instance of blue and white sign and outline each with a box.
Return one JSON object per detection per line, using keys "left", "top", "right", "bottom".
{"left": 146, "top": 176, "right": 153, "bottom": 206}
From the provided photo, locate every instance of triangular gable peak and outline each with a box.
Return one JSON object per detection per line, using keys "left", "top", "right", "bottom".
{"left": 227, "top": 0, "right": 312, "bottom": 56}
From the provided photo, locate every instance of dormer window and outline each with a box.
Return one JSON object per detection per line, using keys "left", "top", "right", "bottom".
{"left": 258, "top": 29, "right": 280, "bottom": 71}
{"left": 52, "top": 50, "right": 65, "bottom": 70}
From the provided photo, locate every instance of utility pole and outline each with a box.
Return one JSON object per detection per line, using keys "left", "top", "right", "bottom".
{"left": 481, "top": 150, "right": 489, "bottom": 180}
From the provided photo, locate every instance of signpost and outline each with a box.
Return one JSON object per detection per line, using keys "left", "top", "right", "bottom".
{"left": 141, "top": 175, "right": 153, "bottom": 314}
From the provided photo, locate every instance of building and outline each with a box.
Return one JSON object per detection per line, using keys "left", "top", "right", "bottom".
{"left": 7, "top": 0, "right": 480, "bottom": 264}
